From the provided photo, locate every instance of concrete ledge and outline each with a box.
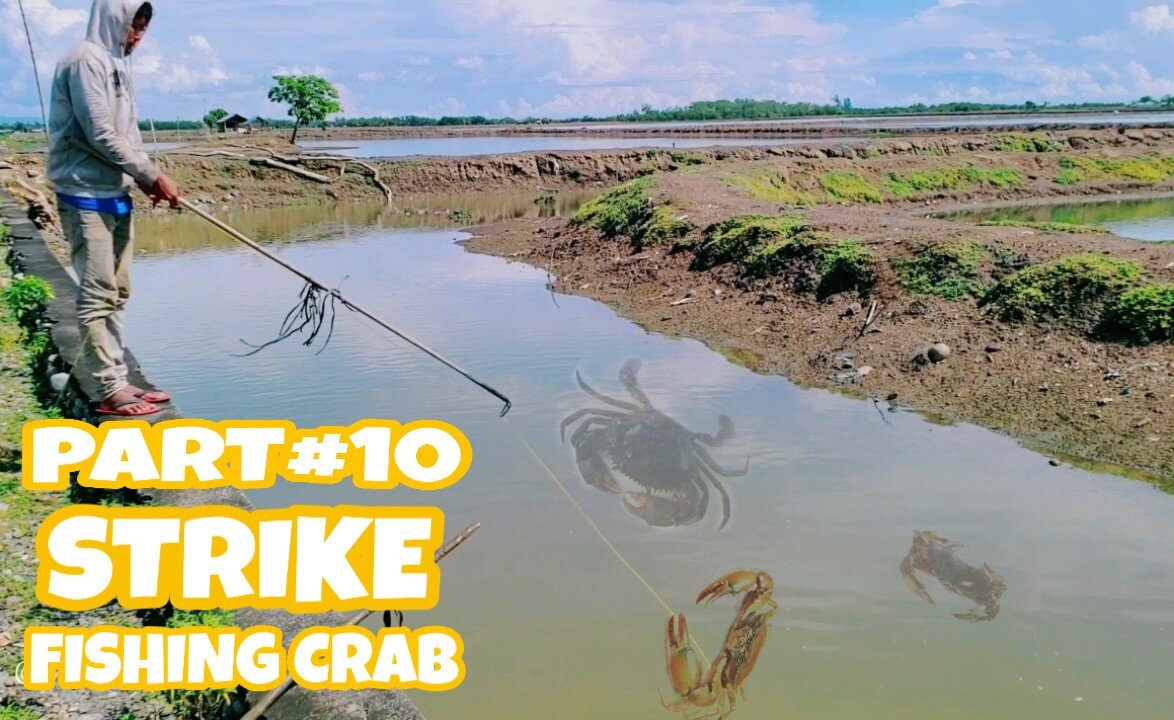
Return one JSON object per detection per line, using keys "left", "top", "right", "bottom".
{"left": 1, "top": 189, "right": 424, "bottom": 720}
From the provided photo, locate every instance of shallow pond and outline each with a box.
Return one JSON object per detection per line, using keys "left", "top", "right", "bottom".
{"left": 130, "top": 206, "right": 1174, "bottom": 720}
{"left": 297, "top": 136, "right": 843, "bottom": 158}
{"left": 950, "top": 196, "right": 1174, "bottom": 242}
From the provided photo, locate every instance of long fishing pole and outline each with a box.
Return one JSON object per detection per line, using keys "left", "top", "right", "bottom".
{"left": 16, "top": 0, "right": 50, "bottom": 143}
{"left": 67, "top": 138, "right": 513, "bottom": 416}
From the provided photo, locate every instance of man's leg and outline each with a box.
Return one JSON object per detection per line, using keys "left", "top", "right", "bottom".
{"left": 60, "top": 204, "right": 155, "bottom": 415}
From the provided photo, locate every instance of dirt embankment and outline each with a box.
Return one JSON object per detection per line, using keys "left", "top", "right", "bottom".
{"left": 3, "top": 128, "right": 1173, "bottom": 484}
{"left": 464, "top": 131, "right": 1174, "bottom": 486}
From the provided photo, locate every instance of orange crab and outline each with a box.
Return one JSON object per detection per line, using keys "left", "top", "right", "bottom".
{"left": 662, "top": 570, "right": 777, "bottom": 720}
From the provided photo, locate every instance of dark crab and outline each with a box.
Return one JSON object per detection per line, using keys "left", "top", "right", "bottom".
{"left": 900, "top": 530, "right": 1006, "bottom": 622}
{"left": 560, "top": 359, "right": 748, "bottom": 529}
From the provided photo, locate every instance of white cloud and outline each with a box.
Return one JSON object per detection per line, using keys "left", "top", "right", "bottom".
{"left": 1130, "top": 4, "right": 1174, "bottom": 33}
{"left": 1127, "top": 61, "right": 1174, "bottom": 96}
{"left": 358, "top": 71, "right": 386, "bottom": 82}
{"left": 406, "top": 55, "right": 431, "bottom": 66}
{"left": 132, "top": 34, "right": 247, "bottom": 96}
{"left": 453, "top": 55, "right": 486, "bottom": 71}
{"left": 962, "top": 51, "right": 978, "bottom": 60}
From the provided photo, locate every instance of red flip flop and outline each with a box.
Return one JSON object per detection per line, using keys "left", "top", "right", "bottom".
{"left": 94, "top": 398, "right": 161, "bottom": 417}
{"left": 131, "top": 388, "right": 171, "bottom": 404}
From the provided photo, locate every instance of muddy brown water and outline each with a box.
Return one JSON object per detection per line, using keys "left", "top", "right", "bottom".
{"left": 130, "top": 205, "right": 1173, "bottom": 720}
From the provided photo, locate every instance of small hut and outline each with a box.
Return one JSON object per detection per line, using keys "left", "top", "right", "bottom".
{"left": 215, "top": 114, "right": 250, "bottom": 133}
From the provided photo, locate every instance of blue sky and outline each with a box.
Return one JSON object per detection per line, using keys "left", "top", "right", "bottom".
{"left": 2, "top": 0, "right": 1172, "bottom": 121}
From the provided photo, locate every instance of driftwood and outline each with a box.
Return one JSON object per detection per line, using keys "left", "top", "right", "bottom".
{"left": 239, "top": 522, "right": 482, "bottom": 720}
{"left": 248, "top": 156, "right": 332, "bottom": 183}
{"left": 176, "top": 147, "right": 390, "bottom": 200}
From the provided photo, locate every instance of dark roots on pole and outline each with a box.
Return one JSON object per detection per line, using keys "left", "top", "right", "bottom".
{"left": 236, "top": 280, "right": 345, "bottom": 357}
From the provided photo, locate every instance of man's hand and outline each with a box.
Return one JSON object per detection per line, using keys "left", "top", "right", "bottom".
{"left": 141, "top": 173, "right": 181, "bottom": 209}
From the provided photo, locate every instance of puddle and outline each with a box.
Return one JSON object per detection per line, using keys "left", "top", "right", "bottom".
{"left": 129, "top": 206, "right": 1174, "bottom": 720}
{"left": 949, "top": 195, "right": 1174, "bottom": 242}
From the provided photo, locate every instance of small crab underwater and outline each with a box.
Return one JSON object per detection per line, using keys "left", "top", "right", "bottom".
{"left": 560, "top": 359, "right": 749, "bottom": 529}
{"left": 900, "top": 530, "right": 1006, "bottom": 622}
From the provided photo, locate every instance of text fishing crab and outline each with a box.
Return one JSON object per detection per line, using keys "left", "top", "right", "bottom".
{"left": 559, "top": 359, "right": 749, "bottom": 529}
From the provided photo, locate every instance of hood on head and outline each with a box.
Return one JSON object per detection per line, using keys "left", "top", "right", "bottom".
{"left": 86, "top": 0, "right": 147, "bottom": 58}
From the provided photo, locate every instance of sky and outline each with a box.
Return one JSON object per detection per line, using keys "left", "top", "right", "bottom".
{"left": 1, "top": 0, "right": 1173, "bottom": 122}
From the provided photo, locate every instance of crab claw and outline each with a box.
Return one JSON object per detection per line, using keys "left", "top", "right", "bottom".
{"left": 666, "top": 613, "right": 700, "bottom": 696}
{"left": 954, "top": 604, "right": 999, "bottom": 623}
{"left": 696, "top": 570, "right": 772, "bottom": 606}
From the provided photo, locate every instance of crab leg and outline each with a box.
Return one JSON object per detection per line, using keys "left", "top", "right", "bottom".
{"left": 692, "top": 415, "right": 736, "bottom": 447}
{"left": 558, "top": 408, "right": 628, "bottom": 441}
{"left": 694, "top": 445, "right": 749, "bottom": 478}
{"left": 574, "top": 371, "right": 642, "bottom": 411}
{"left": 697, "top": 463, "right": 733, "bottom": 530}
{"left": 900, "top": 552, "right": 934, "bottom": 604}
{"left": 618, "top": 359, "right": 654, "bottom": 407}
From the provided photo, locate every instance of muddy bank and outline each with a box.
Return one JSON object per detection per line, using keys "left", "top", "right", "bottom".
{"left": 464, "top": 135, "right": 1174, "bottom": 486}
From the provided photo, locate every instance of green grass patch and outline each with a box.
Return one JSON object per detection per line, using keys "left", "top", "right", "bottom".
{"left": 724, "top": 171, "right": 817, "bottom": 205}
{"left": 820, "top": 172, "right": 883, "bottom": 203}
{"left": 1102, "top": 284, "right": 1174, "bottom": 344}
{"left": 990, "top": 134, "right": 1064, "bottom": 152}
{"left": 1053, "top": 155, "right": 1174, "bottom": 185}
{"left": 977, "top": 219, "right": 1107, "bottom": 234}
{"left": 0, "top": 706, "right": 42, "bottom": 720}
{"left": 573, "top": 178, "right": 693, "bottom": 249}
{"left": 981, "top": 253, "right": 1143, "bottom": 328}
{"left": 894, "top": 240, "right": 990, "bottom": 299}
{"left": 693, "top": 214, "right": 813, "bottom": 270}
{"left": 819, "top": 240, "right": 879, "bottom": 295}
{"left": 885, "top": 166, "right": 1024, "bottom": 199}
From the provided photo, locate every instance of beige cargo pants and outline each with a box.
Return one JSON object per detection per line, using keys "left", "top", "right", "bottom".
{"left": 58, "top": 203, "right": 134, "bottom": 401}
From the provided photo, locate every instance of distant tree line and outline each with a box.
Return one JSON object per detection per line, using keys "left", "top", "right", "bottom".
{"left": 3, "top": 95, "right": 1172, "bottom": 133}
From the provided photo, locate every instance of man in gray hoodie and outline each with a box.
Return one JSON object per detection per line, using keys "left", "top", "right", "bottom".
{"left": 47, "top": 0, "right": 181, "bottom": 417}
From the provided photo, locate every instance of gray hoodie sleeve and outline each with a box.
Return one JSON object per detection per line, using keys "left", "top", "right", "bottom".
{"left": 67, "top": 57, "right": 161, "bottom": 188}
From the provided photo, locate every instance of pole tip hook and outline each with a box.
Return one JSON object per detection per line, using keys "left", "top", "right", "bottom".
{"left": 499, "top": 400, "right": 512, "bottom": 418}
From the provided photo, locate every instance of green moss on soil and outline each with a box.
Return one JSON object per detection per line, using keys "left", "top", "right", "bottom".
{"left": 1053, "top": 155, "right": 1174, "bottom": 185}
{"left": 989, "top": 134, "right": 1065, "bottom": 153}
{"left": 982, "top": 253, "right": 1144, "bottom": 329}
{"left": 724, "top": 171, "right": 817, "bottom": 205}
{"left": 885, "top": 166, "right": 1024, "bottom": 199}
{"left": 573, "top": 177, "right": 692, "bottom": 248}
{"left": 893, "top": 239, "right": 990, "bottom": 299}
{"left": 977, "top": 219, "right": 1108, "bottom": 234}
{"left": 820, "top": 172, "right": 883, "bottom": 203}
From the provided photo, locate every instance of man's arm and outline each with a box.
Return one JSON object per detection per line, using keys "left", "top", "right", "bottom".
{"left": 67, "top": 59, "right": 161, "bottom": 188}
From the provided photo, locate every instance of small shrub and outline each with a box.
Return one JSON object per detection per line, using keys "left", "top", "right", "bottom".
{"left": 819, "top": 240, "right": 878, "bottom": 296}
{"left": 1102, "top": 284, "right": 1174, "bottom": 344}
{"left": 692, "top": 214, "right": 810, "bottom": 270}
{"left": 894, "top": 240, "right": 990, "bottom": 299}
{"left": 0, "top": 223, "right": 11, "bottom": 244}
{"left": 572, "top": 178, "right": 654, "bottom": 237}
{"left": 820, "top": 172, "right": 883, "bottom": 203}
{"left": 982, "top": 253, "right": 1143, "bottom": 328}
{"left": 3, "top": 275, "right": 54, "bottom": 331}
{"left": 447, "top": 208, "right": 473, "bottom": 223}
{"left": 571, "top": 178, "right": 690, "bottom": 248}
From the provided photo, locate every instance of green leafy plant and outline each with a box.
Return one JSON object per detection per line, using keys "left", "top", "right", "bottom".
{"left": 267, "top": 75, "right": 343, "bottom": 143}
{"left": 1102, "top": 284, "right": 1174, "bottom": 344}
{"left": 3, "top": 275, "right": 54, "bottom": 331}
{"left": 989, "top": 134, "right": 1063, "bottom": 152}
